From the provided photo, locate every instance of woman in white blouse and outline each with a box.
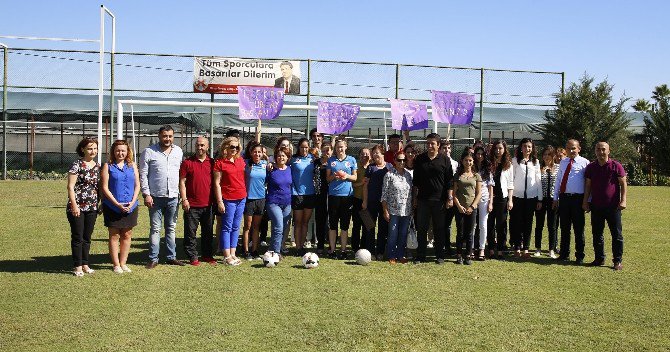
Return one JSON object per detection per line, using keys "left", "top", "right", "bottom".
{"left": 381, "top": 151, "right": 413, "bottom": 264}
{"left": 487, "top": 140, "right": 514, "bottom": 260}
{"left": 509, "top": 138, "right": 543, "bottom": 258}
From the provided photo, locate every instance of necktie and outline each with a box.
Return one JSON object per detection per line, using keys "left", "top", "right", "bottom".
{"left": 285, "top": 80, "right": 289, "bottom": 93}
{"left": 559, "top": 158, "right": 573, "bottom": 194}
{"left": 524, "top": 160, "right": 528, "bottom": 198}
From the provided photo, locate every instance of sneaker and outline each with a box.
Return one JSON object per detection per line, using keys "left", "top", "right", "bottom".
{"left": 113, "top": 266, "right": 124, "bottom": 274}
{"left": 549, "top": 250, "right": 558, "bottom": 259}
{"left": 613, "top": 262, "right": 623, "bottom": 271}
{"left": 121, "top": 265, "right": 132, "bottom": 272}
{"left": 260, "top": 241, "right": 268, "bottom": 247}
{"left": 244, "top": 252, "right": 253, "bottom": 261}
{"left": 427, "top": 240, "right": 434, "bottom": 249}
{"left": 304, "top": 241, "right": 312, "bottom": 248}
{"left": 533, "top": 250, "right": 542, "bottom": 257}
{"left": 456, "top": 257, "right": 464, "bottom": 265}
{"left": 73, "top": 270, "right": 84, "bottom": 277}
{"left": 202, "top": 257, "right": 217, "bottom": 265}
{"left": 436, "top": 258, "right": 445, "bottom": 265}
{"left": 290, "top": 241, "right": 296, "bottom": 248}
{"left": 464, "top": 258, "right": 473, "bottom": 265}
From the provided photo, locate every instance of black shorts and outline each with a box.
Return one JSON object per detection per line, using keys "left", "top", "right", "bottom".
{"left": 244, "top": 198, "right": 266, "bottom": 216}
{"left": 328, "top": 195, "right": 353, "bottom": 231}
{"left": 102, "top": 204, "right": 138, "bottom": 229}
{"left": 292, "top": 195, "right": 316, "bottom": 210}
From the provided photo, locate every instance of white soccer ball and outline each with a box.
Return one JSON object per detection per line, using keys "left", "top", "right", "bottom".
{"left": 302, "top": 252, "right": 320, "bottom": 269}
{"left": 355, "top": 249, "right": 372, "bottom": 265}
{"left": 262, "top": 251, "right": 280, "bottom": 268}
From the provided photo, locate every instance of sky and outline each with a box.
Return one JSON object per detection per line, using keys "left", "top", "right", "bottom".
{"left": 1, "top": 0, "right": 668, "bottom": 107}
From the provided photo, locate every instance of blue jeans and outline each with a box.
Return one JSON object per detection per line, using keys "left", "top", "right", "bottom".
{"left": 219, "top": 198, "right": 246, "bottom": 250}
{"left": 267, "top": 203, "right": 292, "bottom": 253}
{"left": 387, "top": 215, "right": 410, "bottom": 260}
{"left": 149, "top": 196, "right": 179, "bottom": 262}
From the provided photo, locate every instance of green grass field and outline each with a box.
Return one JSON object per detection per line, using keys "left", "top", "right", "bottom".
{"left": 0, "top": 181, "right": 668, "bottom": 351}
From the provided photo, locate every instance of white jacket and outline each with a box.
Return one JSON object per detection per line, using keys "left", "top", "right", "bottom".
{"left": 511, "top": 157, "right": 543, "bottom": 201}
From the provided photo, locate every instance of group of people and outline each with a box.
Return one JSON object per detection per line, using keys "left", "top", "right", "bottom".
{"left": 65, "top": 125, "right": 628, "bottom": 276}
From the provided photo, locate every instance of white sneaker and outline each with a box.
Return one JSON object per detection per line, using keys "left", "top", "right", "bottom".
{"left": 427, "top": 240, "right": 434, "bottom": 249}
{"left": 304, "top": 241, "right": 312, "bottom": 248}
{"left": 260, "top": 241, "right": 268, "bottom": 247}
{"left": 121, "top": 265, "right": 132, "bottom": 273}
{"left": 533, "top": 250, "right": 542, "bottom": 257}
{"left": 113, "top": 266, "right": 124, "bottom": 274}
{"left": 549, "top": 250, "right": 558, "bottom": 259}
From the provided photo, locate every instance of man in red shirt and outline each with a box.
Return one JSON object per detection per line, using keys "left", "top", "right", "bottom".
{"left": 179, "top": 136, "right": 216, "bottom": 266}
{"left": 583, "top": 141, "right": 627, "bottom": 271}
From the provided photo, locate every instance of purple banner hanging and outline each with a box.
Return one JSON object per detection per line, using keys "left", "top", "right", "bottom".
{"left": 390, "top": 99, "right": 429, "bottom": 131}
{"left": 317, "top": 101, "right": 360, "bottom": 134}
{"left": 431, "top": 91, "right": 476, "bottom": 125}
{"left": 237, "top": 86, "right": 285, "bottom": 120}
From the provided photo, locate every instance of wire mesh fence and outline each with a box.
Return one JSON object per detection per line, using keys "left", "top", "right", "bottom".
{"left": 1, "top": 47, "right": 564, "bottom": 175}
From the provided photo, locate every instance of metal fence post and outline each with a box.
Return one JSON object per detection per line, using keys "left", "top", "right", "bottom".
{"left": 306, "top": 59, "right": 311, "bottom": 132}
{"left": 2, "top": 45, "right": 7, "bottom": 179}
{"left": 210, "top": 93, "right": 214, "bottom": 158}
{"left": 479, "top": 68, "right": 484, "bottom": 141}
{"left": 110, "top": 51, "right": 115, "bottom": 142}
{"left": 395, "top": 64, "right": 400, "bottom": 99}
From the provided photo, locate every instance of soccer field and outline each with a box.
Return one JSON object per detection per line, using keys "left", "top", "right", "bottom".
{"left": 0, "top": 181, "right": 668, "bottom": 351}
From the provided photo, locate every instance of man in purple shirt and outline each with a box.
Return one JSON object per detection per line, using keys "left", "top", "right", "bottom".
{"left": 583, "top": 142, "right": 627, "bottom": 271}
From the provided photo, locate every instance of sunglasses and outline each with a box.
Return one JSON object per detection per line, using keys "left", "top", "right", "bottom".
{"left": 228, "top": 145, "right": 240, "bottom": 150}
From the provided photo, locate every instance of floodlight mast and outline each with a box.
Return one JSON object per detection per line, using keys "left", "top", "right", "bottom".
{"left": 99, "top": 5, "right": 116, "bottom": 163}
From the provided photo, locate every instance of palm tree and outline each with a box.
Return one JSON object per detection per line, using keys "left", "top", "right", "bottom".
{"left": 632, "top": 99, "right": 651, "bottom": 112}
{"left": 652, "top": 84, "right": 670, "bottom": 102}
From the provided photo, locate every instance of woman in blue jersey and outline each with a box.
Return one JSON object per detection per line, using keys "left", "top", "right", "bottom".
{"left": 326, "top": 138, "right": 357, "bottom": 259}
{"left": 242, "top": 143, "right": 267, "bottom": 260}
{"left": 266, "top": 146, "right": 293, "bottom": 256}
{"left": 101, "top": 140, "right": 140, "bottom": 274}
{"left": 290, "top": 138, "right": 316, "bottom": 257}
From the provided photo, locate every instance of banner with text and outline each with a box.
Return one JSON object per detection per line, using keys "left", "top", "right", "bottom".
{"left": 237, "top": 86, "right": 285, "bottom": 120}
{"left": 193, "top": 57, "right": 301, "bottom": 94}
{"left": 317, "top": 101, "right": 360, "bottom": 134}
{"left": 431, "top": 91, "right": 476, "bottom": 125}
{"left": 390, "top": 99, "right": 429, "bottom": 131}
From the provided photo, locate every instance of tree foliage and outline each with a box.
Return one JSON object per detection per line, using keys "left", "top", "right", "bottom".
{"left": 541, "top": 75, "right": 636, "bottom": 163}
{"left": 635, "top": 84, "right": 670, "bottom": 174}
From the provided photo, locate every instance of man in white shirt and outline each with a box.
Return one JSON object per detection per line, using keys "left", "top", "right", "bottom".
{"left": 552, "top": 139, "right": 589, "bottom": 264}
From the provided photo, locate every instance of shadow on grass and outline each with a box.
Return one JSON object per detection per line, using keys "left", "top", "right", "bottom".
{"left": 0, "top": 237, "right": 192, "bottom": 275}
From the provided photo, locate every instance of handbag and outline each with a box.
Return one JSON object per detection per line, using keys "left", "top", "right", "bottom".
{"left": 406, "top": 216, "right": 418, "bottom": 249}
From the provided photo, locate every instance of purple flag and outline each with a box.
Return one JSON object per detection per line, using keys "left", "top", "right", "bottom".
{"left": 317, "top": 101, "right": 360, "bottom": 134}
{"left": 237, "top": 86, "right": 285, "bottom": 120}
{"left": 431, "top": 91, "right": 476, "bottom": 125}
{"left": 390, "top": 99, "right": 429, "bottom": 131}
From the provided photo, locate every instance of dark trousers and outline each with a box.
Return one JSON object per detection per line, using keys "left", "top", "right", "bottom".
{"left": 67, "top": 210, "right": 97, "bottom": 267}
{"left": 591, "top": 206, "right": 623, "bottom": 263}
{"left": 365, "top": 201, "right": 389, "bottom": 256}
{"left": 510, "top": 197, "right": 537, "bottom": 250}
{"left": 351, "top": 197, "right": 363, "bottom": 251}
{"left": 558, "top": 193, "right": 586, "bottom": 260}
{"left": 183, "top": 206, "right": 214, "bottom": 260}
{"left": 314, "top": 194, "right": 328, "bottom": 250}
{"left": 535, "top": 197, "right": 557, "bottom": 250}
{"left": 455, "top": 211, "right": 476, "bottom": 256}
{"left": 444, "top": 206, "right": 456, "bottom": 254}
{"left": 488, "top": 197, "right": 509, "bottom": 252}
{"left": 416, "top": 200, "right": 446, "bottom": 260}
